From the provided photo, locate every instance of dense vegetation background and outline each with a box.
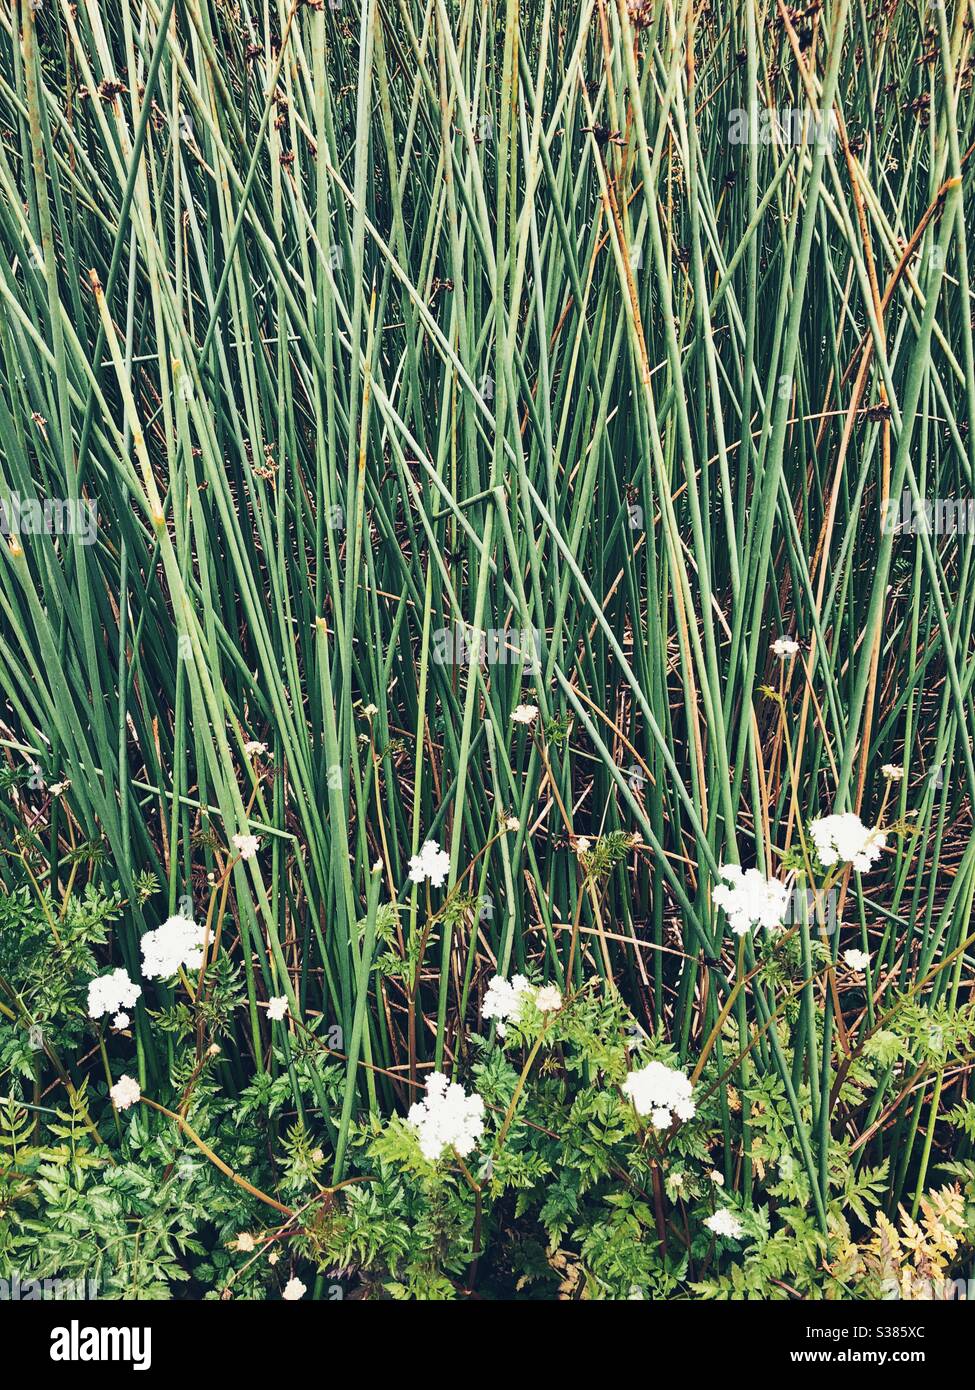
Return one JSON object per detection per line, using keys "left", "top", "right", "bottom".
{"left": 1, "top": 0, "right": 975, "bottom": 1299}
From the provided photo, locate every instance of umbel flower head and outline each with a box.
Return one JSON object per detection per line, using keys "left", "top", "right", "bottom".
{"left": 110, "top": 1075, "right": 141, "bottom": 1111}
{"left": 712, "top": 865, "right": 790, "bottom": 936}
{"left": 140, "top": 914, "right": 206, "bottom": 979}
{"left": 407, "top": 1071, "right": 485, "bottom": 1162}
{"left": 87, "top": 967, "right": 141, "bottom": 1020}
{"left": 267, "top": 995, "right": 289, "bottom": 1022}
{"left": 232, "top": 832, "right": 260, "bottom": 860}
{"left": 408, "top": 839, "right": 450, "bottom": 888}
{"left": 481, "top": 974, "right": 532, "bottom": 1036}
{"left": 622, "top": 1059, "right": 696, "bottom": 1130}
{"left": 771, "top": 635, "right": 800, "bottom": 658}
{"left": 705, "top": 1209, "right": 743, "bottom": 1239}
{"left": 843, "top": 948, "right": 871, "bottom": 972}
{"left": 535, "top": 985, "right": 563, "bottom": 1013}
{"left": 809, "top": 812, "right": 886, "bottom": 872}
{"left": 481, "top": 974, "right": 562, "bottom": 1036}
{"left": 282, "top": 1276, "right": 306, "bottom": 1301}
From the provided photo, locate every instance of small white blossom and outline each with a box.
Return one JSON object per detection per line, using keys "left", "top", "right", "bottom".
{"left": 712, "top": 865, "right": 790, "bottom": 936}
{"left": 809, "top": 812, "right": 886, "bottom": 872}
{"left": 407, "top": 1071, "right": 485, "bottom": 1162}
{"left": 87, "top": 968, "right": 141, "bottom": 1020}
{"left": 243, "top": 740, "right": 267, "bottom": 757}
{"left": 512, "top": 703, "right": 538, "bottom": 725}
{"left": 112, "top": 1013, "right": 130, "bottom": 1031}
{"left": 481, "top": 974, "right": 533, "bottom": 1038}
{"left": 282, "top": 1277, "right": 306, "bottom": 1300}
{"left": 233, "top": 832, "right": 260, "bottom": 860}
{"left": 505, "top": 816, "right": 520, "bottom": 831}
{"left": 141, "top": 915, "right": 206, "bottom": 979}
{"left": 622, "top": 1059, "right": 696, "bottom": 1128}
{"left": 710, "top": 1169, "right": 725, "bottom": 1186}
{"left": 110, "top": 1074, "right": 141, "bottom": 1111}
{"left": 881, "top": 764, "right": 904, "bottom": 782}
{"left": 665, "top": 1170, "right": 686, "bottom": 1201}
{"left": 234, "top": 1233, "right": 256, "bottom": 1253}
{"left": 267, "top": 996, "right": 289, "bottom": 1022}
{"left": 408, "top": 839, "right": 450, "bottom": 888}
{"left": 535, "top": 985, "right": 563, "bottom": 1013}
{"left": 705, "top": 1209, "right": 743, "bottom": 1239}
{"left": 843, "top": 948, "right": 871, "bottom": 972}
{"left": 482, "top": 975, "right": 560, "bottom": 1033}
{"left": 772, "top": 636, "right": 800, "bottom": 658}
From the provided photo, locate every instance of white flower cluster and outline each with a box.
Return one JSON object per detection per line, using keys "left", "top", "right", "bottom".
{"left": 843, "top": 948, "right": 871, "bottom": 972}
{"left": 481, "top": 973, "right": 531, "bottom": 1033}
{"left": 481, "top": 974, "right": 562, "bottom": 1037}
{"left": 535, "top": 985, "right": 563, "bottom": 1013}
{"left": 140, "top": 915, "right": 206, "bottom": 979}
{"left": 621, "top": 1059, "right": 696, "bottom": 1130}
{"left": 705, "top": 1209, "right": 743, "bottom": 1239}
{"left": 267, "top": 996, "right": 289, "bottom": 1022}
{"left": 407, "top": 1071, "right": 485, "bottom": 1162}
{"left": 809, "top": 812, "right": 886, "bottom": 872}
{"left": 232, "top": 832, "right": 260, "bottom": 860}
{"left": 110, "top": 1074, "right": 141, "bottom": 1111}
{"left": 512, "top": 704, "right": 538, "bottom": 725}
{"left": 87, "top": 967, "right": 141, "bottom": 1020}
{"left": 712, "top": 865, "right": 790, "bottom": 936}
{"left": 408, "top": 839, "right": 450, "bottom": 888}
{"left": 771, "top": 636, "right": 799, "bottom": 658}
